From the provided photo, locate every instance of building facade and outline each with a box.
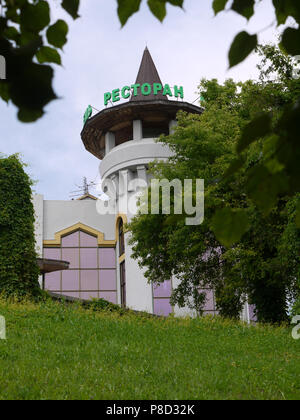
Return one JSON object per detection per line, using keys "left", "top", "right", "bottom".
{"left": 34, "top": 48, "right": 218, "bottom": 317}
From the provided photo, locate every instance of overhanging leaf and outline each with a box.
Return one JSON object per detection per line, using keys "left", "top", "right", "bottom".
{"left": 0, "top": 82, "right": 10, "bottom": 103}
{"left": 20, "top": 1, "right": 50, "bottom": 33}
{"left": 213, "top": 0, "right": 229, "bottom": 15}
{"left": 232, "top": 0, "right": 254, "bottom": 20}
{"left": 117, "top": 0, "right": 142, "bottom": 27}
{"left": 147, "top": 0, "right": 167, "bottom": 22}
{"left": 229, "top": 31, "right": 257, "bottom": 68}
{"left": 18, "top": 108, "right": 44, "bottom": 123}
{"left": 237, "top": 113, "right": 272, "bottom": 154}
{"left": 224, "top": 156, "right": 246, "bottom": 178}
{"left": 9, "top": 63, "right": 56, "bottom": 118}
{"left": 36, "top": 46, "right": 61, "bottom": 65}
{"left": 273, "top": 0, "right": 300, "bottom": 25}
{"left": 211, "top": 207, "right": 250, "bottom": 248}
{"left": 47, "top": 20, "right": 68, "bottom": 49}
{"left": 4, "top": 27, "right": 19, "bottom": 41}
{"left": 246, "top": 165, "right": 288, "bottom": 214}
{"left": 148, "top": 0, "right": 184, "bottom": 22}
{"left": 281, "top": 27, "right": 300, "bottom": 56}
{"left": 61, "top": 0, "right": 80, "bottom": 19}
{"left": 273, "top": 0, "right": 289, "bottom": 25}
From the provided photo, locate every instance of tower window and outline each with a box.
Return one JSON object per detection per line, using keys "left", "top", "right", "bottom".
{"left": 142, "top": 120, "right": 169, "bottom": 138}
{"left": 119, "top": 219, "right": 125, "bottom": 257}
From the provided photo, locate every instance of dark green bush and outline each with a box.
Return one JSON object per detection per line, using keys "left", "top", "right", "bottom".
{"left": 0, "top": 154, "right": 40, "bottom": 298}
{"left": 88, "top": 298, "right": 126, "bottom": 314}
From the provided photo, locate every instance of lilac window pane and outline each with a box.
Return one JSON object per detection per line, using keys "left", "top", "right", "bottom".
{"left": 80, "top": 248, "right": 98, "bottom": 269}
{"left": 62, "top": 270, "right": 79, "bottom": 291}
{"left": 99, "top": 248, "right": 116, "bottom": 269}
{"left": 44, "top": 248, "right": 61, "bottom": 260}
{"left": 153, "top": 280, "right": 172, "bottom": 298}
{"left": 249, "top": 304, "right": 257, "bottom": 322}
{"left": 45, "top": 272, "right": 60, "bottom": 291}
{"left": 99, "top": 270, "right": 116, "bottom": 290}
{"left": 99, "top": 291, "right": 117, "bottom": 304}
{"left": 81, "top": 270, "right": 98, "bottom": 291}
{"left": 61, "top": 231, "right": 79, "bottom": 247}
{"left": 199, "top": 289, "right": 215, "bottom": 311}
{"left": 81, "top": 291, "right": 99, "bottom": 300}
{"left": 62, "top": 248, "right": 79, "bottom": 269}
{"left": 80, "top": 231, "right": 97, "bottom": 247}
{"left": 154, "top": 298, "right": 173, "bottom": 317}
{"left": 61, "top": 291, "right": 80, "bottom": 299}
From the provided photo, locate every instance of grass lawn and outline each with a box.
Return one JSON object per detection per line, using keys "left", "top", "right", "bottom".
{"left": 0, "top": 298, "right": 299, "bottom": 400}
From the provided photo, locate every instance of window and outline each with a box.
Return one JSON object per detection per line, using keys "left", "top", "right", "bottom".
{"left": 119, "top": 219, "right": 125, "bottom": 257}
{"left": 43, "top": 230, "right": 117, "bottom": 302}
{"left": 120, "top": 261, "right": 126, "bottom": 307}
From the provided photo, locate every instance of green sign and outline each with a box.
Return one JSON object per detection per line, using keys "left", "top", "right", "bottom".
{"left": 83, "top": 105, "right": 92, "bottom": 124}
{"left": 104, "top": 83, "right": 184, "bottom": 106}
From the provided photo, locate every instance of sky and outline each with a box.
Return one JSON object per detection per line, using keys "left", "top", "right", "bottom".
{"left": 0, "top": 0, "right": 286, "bottom": 199}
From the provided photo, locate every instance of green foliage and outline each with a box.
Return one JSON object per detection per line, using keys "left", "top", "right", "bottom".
{"left": 46, "top": 20, "right": 68, "bottom": 49}
{"left": 117, "top": 0, "right": 183, "bottom": 27}
{"left": 61, "top": 0, "right": 80, "bottom": 19}
{"left": 88, "top": 298, "right": 127, "bottom": 314}
{"left": 0, "top": 154, "right": 40, "bottom": 298}
{"left": 291, "top": 296, "right": 300, "bottom": 318}
{"left": 36, "top": 46, "right": 61, "bottom": 65}
{"left": 227, "top": 45, "right": 300, "bottom": 226}
{"left": 213, "top": 0, "right": 229, "bottom": 15}
{"left": 129, "top": 47, "right": 300, "bottom": 324}
{"left": 1, "top": 0, "right": 300, "bottom": 125}
{"left": 229, "top": 31, "right": 258, "bottom": 68}
{"left": 211, "top": 208, "right": 250, "bottom": 248}
{"left": 231, "top": 0, "right": 255, "bottom": 21}
{"left": 0, "top": 298, "right": 299, "bottom": 400}
{"left": 0, "top": 0, "right": 74, "bottom": 122}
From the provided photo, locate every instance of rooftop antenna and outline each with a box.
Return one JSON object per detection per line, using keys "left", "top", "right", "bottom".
{"left": 69, "top": 177, "right": 96, "bottom": 199}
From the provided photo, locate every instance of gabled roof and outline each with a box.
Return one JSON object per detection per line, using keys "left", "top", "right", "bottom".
{"left": 76, "top": 193, "right": 97, "bottom": 201}
{"left": 130, "top": 47, "right": 167, "bottom": 102}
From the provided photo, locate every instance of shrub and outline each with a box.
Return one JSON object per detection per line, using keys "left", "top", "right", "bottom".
{"left": 0, "top": 154, "right": 40, "bottom": 298}
{"left": 88, "top": 298, "right": 126, "bottom": 314}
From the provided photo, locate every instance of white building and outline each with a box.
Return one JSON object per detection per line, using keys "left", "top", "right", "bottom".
{"left": 34, "top": 48, "right": 217, "bottom": 317}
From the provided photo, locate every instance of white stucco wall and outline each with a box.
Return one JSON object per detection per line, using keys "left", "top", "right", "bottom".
{"left": 43, "top": 200, "right": 115, "bottom": 241}
{"left": 100, "top": 137, "right": 173, "bottom": 179}
{"left": 33, "top": 194, "right": 44, "bottom": 257}
{"left": 124, "top": 232, "right": 153, "bottom": 313}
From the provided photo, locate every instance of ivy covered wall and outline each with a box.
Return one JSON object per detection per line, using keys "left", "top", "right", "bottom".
{"left": 0, "top": 154, "right": 40, "bottom": 297}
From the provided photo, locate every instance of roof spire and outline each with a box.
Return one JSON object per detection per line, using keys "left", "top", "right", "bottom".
{"left": 130, "top": 47, "right": 167, "bottom": 102}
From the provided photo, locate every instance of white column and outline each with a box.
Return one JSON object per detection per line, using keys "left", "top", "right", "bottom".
{"left": 133, "top": 120, "right": 143, "bottom": 141}
{"left": 137, "top": 165, "right": 147, "bottom": 184}
{"left": 105, "top": 132, "right": 115, "bottom": 154}
{"left": 169, "top": 120, "right": 177, "bottom": 134}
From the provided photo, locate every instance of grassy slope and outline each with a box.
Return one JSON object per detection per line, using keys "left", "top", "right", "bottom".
{"left": 0, "top": 299, "right": 299, "bottom": 400}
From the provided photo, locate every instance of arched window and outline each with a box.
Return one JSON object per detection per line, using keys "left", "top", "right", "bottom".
{"left": 119, "top": 219, "right": 125, "bottom": 257}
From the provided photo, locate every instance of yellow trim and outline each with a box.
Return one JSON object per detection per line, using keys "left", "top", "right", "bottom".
{"left": 43, "top": 222, "right": 116, "bottom": 247}
{"left": 119, "top": 254, "right": 125, "bottom": 264}
{"left": 77, "top": 193, "right": 97, "bottom": 201}
{"left": 115, "top": 213, "right": 128, "bottom": 240}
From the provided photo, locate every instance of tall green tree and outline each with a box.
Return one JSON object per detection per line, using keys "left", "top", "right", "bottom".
{"left": 129, "top": 47, "right": 300, "bottom": 323}
{"left": 0, "top": 154, "right": 40, "bottom": 297}
{"left": 1, "top": 0, "right": 300, "bottom": 248}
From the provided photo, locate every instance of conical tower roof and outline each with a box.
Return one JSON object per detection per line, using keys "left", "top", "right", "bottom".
{"left": 130, "top": 47, "right": 168, "bottom": 102}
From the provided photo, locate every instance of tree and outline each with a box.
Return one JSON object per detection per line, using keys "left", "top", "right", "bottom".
{"left": 0, "top": 0, "right": 79, "bottom": 122}
{"left": 0, "top": 154, "right": 40, "bottom": 297}
{"left": 129, "top": 48, "right": 300, "bottom": 323}
{"left": 1, "top": 0, "right": 300, "bottom": 252}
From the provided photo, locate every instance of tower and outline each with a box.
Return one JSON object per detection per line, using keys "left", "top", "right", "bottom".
{"left": 81, "top": 48, "right": 202, "bottom": 315}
